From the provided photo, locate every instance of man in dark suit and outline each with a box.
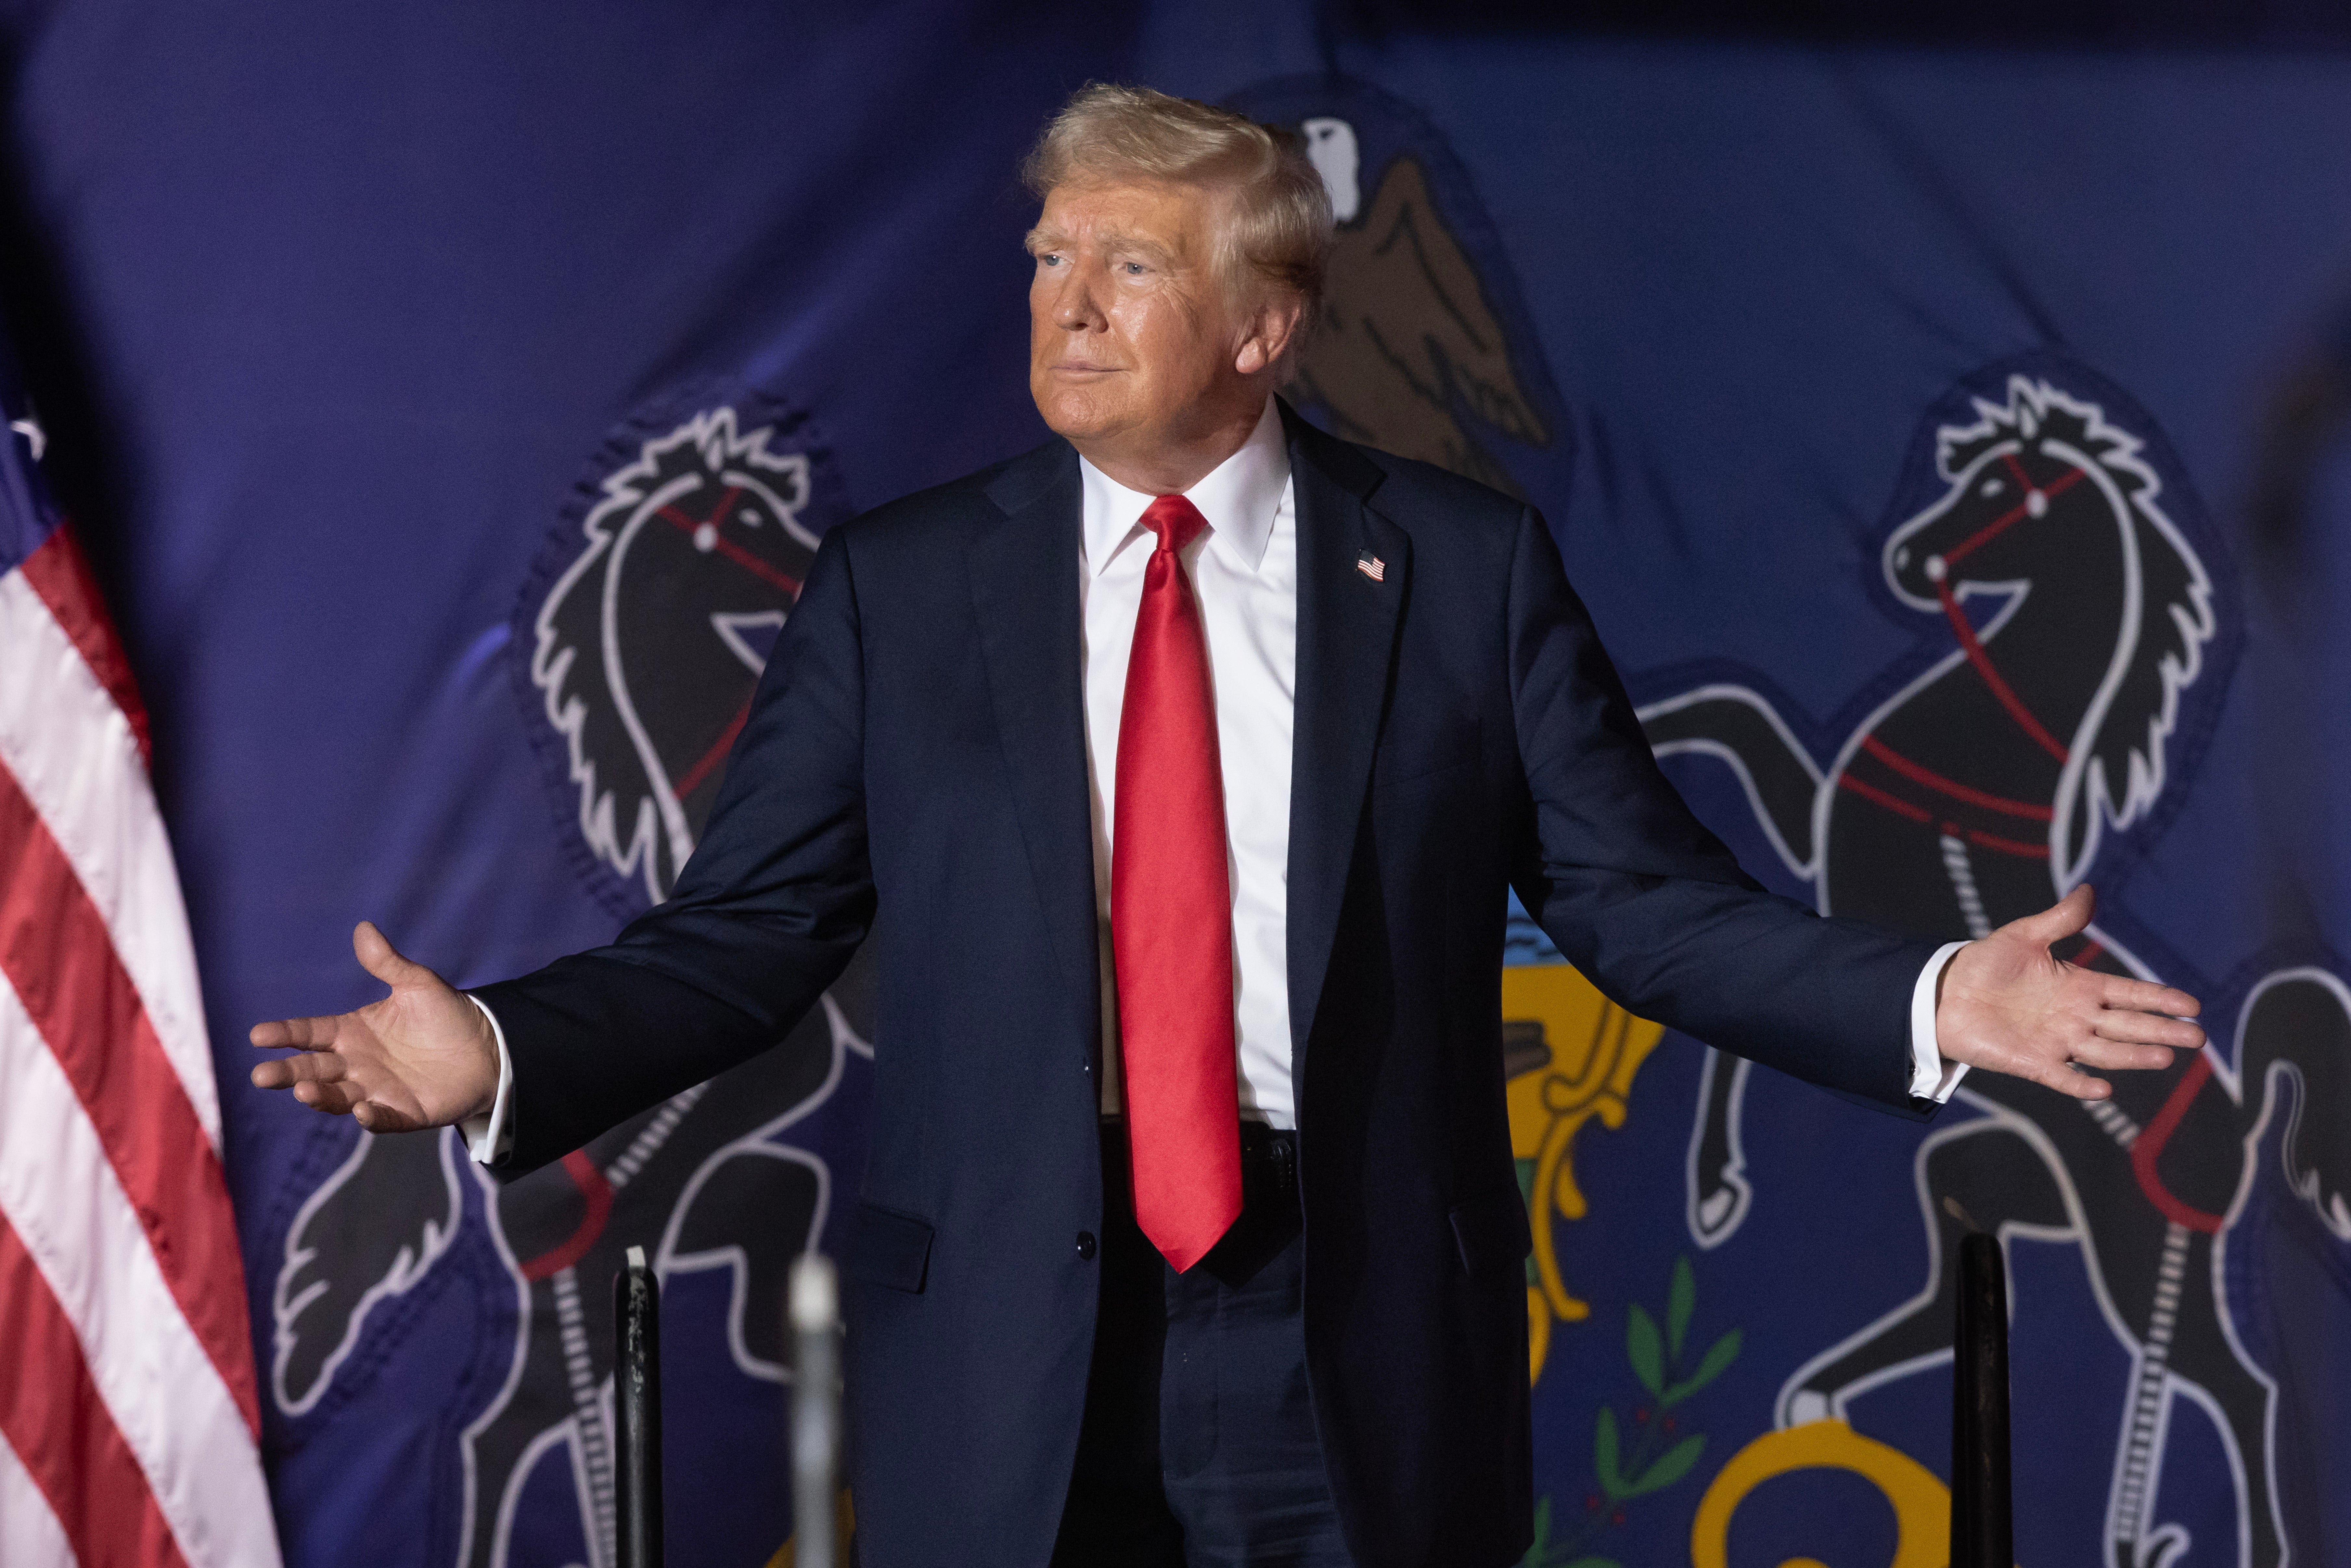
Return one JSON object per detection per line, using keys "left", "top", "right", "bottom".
{"left": 252, "top": 85, "right": 2203, "bottom": 1568}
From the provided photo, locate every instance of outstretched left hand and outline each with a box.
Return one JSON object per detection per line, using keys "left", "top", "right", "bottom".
{"left": 1934, "top": 884, "right": 2205, "bottom": 1099}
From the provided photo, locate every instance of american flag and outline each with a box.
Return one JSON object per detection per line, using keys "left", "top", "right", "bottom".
{"left": 0, "top": 350, "right": 279, "bottom": 1565}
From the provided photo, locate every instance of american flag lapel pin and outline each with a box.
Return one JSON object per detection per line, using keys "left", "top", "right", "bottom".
{"left": 1356, "top": 552, "right": 1385, "bottom": 582}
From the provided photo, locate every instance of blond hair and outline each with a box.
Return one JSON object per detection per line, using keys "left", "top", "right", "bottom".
{"left": 1021, "top": 83, "right": 1333, "bottom": 314}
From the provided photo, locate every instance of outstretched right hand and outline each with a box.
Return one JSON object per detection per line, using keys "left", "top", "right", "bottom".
{"left": 249, "top": 921, "right": 501, "bottom": 1134}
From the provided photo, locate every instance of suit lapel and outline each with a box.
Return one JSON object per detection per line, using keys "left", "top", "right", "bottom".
{"left": 1281, "top": 402, "right": 1406, "bottom": 1062}
{"left": 961, "top": 414, "right": 1404, "bottom": 1066}
{"left": 969, "top": 442, "right": 1101, "bottom": 1028}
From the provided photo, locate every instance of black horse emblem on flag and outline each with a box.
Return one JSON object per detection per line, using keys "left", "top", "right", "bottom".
{"left": 533, "top": 401, "right": 824, "bottom": 904}
{"left": 1640, "top": 365, "right": 2351, "bottom": 1567}
{"left": 266, "top": 391, "right": 863, "bottom": 1568}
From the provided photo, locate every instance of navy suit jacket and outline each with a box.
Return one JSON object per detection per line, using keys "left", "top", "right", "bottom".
{"left": 476, "top": 403, "right": 1943, "bottom": 1568}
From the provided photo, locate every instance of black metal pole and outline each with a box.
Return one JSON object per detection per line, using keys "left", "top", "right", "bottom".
{"left": 790, "top": 1253, "right": 841, "bottom": 1568}
{"left": 614, "top": 1244, "right": 662, "bottom": 1568}
{"left": 1951, "top": 1231, "right": 2013, "bottom": 1567}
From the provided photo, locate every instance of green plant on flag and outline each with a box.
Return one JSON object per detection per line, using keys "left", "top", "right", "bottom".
{"left": 1522, "top": 1255, "right": 1741, "bottom": 1567}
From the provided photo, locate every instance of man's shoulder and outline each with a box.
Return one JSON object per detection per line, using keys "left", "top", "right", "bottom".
{"left": 832, "top": 438, "right": 1073, "bottom": 557}
{"left": 1359, "top": 447, "right": 1524, "bottom": 527}
{"left": 1294, "top": 417, "right": 1529, "bottom": 557}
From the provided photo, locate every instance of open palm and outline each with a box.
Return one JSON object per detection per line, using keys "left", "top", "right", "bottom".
{"left": 1935, "top": 885, "right": 2205, "bottom": 1098}
{"left": 249, "top": 921, "right": 500, "bottom": 1133}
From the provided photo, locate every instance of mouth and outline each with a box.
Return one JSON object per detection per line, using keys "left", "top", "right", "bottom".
{"left": 1047, "top": 361, "right": 1122, "bottom": 376}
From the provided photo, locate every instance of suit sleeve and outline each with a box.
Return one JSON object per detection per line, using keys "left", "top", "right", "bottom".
{"left": 474, "top": 525, "right": 875, "bottom": 1172}
{"left": 1502, "top": 505, "right": 1943, "bottom": 1118}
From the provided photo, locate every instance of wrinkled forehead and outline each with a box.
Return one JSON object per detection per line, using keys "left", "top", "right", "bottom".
{"left": 1031, "top": 176, "right": 1230, "bottom": 262}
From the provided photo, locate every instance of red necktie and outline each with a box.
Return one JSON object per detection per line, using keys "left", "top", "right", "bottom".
{"left": 1112, "top": 493, "right": 1242, "bottom": 1272}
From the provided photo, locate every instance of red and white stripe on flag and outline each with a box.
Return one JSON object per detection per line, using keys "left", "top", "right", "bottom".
{"left": 0, "top": 518, "right": 281, "bottom": 1567}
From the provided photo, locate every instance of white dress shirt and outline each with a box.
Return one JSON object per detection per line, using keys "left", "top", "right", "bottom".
{"left": 1080, "top": 395, "right": 1300, "bottom": 1126}
{"left": 468, "top": 396, "right": 1965, "bottom": 1163}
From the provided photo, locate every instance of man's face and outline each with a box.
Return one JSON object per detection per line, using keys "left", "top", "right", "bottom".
{"left": 1027, "top": 179, "right": 1242, "bottom": 453}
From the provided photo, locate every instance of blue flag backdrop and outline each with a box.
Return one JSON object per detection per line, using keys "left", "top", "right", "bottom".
{"left": 7, "top": 3, "right": 2350, "bottom": 1564}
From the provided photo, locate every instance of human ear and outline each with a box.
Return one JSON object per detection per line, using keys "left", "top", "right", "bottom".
{"left": 1233, "top": 296, "right": 1304, "bottom": 377}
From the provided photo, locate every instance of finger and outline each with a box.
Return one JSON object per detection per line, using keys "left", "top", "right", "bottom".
{"left": 2023, "top": 1054, "right": 2112, "bottom": 1099}
{"left": 249, "top": 1014, "right": 341, "bottom": 1050}
{"left": 1960, "top": 1024, "right": 2105, "bottom": 1096}
{"left": 292, "top": 1079, "right": 366, "bottom": 1116}
{"left": 351, "top": 1101, "right": 423, "bottom": 1135}
{"left": 2068, "top": 1037, "right": 2177, "bottom": 1073}
{"left": 2098, "top": 973, "right": 2200, "bottom": 1019}
{"left": 2091, "top": 1011, "right": 2205, "bottom": 1051}
{"left": 250, "top": 1051, "right": 349, "bottom": 1090}
{"left": 353, "top": 921, "right": 429, "bottom": 990}
{"left": 2005, "top": 883, "right": 2095, "bottom": 948}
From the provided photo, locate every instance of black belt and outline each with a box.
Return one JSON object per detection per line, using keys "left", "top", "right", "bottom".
{"left": 1099, "top": 1119, "right": 1299, "bottom": 1213}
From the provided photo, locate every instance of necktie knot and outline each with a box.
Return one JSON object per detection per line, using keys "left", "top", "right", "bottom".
{"left": 1141, "top": 493, "right": 1209, "bottom": 555}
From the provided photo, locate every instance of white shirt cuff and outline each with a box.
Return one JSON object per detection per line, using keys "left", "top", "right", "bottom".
{"left": 459, "top": 994, "right": 515, "bottom": 1165}
{"left": 1909, "top": 940, "right": 1972, "bottom": 1103}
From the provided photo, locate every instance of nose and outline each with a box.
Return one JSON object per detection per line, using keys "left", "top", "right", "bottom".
{"left": 1049, "top": 265, "right": 1106, "bottom": 334}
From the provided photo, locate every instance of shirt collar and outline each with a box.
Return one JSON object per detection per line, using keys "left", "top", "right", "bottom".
{"left": 1079, "top": 394, "right": 1290, "bottom": 577}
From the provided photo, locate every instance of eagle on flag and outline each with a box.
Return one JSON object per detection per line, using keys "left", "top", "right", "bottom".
{"left": 1286, "top": 116, "right": 1552, "bottom": 499}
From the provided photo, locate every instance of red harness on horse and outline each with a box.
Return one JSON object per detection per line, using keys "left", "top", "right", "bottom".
{"left": 1853, "top": 449, "right": 2227, "bottom": 1232}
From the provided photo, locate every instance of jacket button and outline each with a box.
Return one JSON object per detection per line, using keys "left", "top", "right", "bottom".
{"left": 1075, "top": 1230, "right": 1098, "bottom": 1261}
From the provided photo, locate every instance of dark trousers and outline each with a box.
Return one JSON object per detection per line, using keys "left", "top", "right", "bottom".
{"left": 1048, "top": 1123, "right": 1355, "bottom": 1568}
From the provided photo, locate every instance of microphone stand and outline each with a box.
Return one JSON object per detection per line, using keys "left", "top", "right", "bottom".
{"left": 614, "top": 1244, "right": 662, "bottom": 1568}
{"left": 1951, "top": 1229, "right": 2014, "bottom": 1566}
{"left": 790, "top": 1252, "right": 843, "bottom": 1568}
